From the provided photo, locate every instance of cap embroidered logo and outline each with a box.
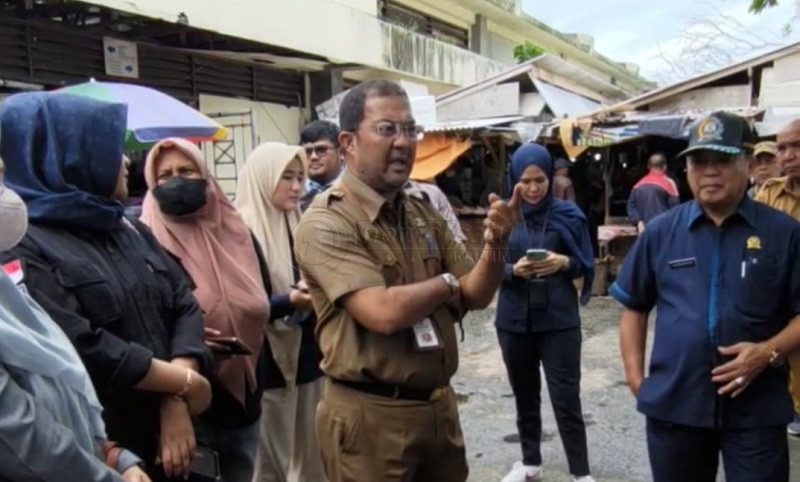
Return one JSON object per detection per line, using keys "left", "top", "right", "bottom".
{"left": 697, "top": 117, "right": 724, "bottom": 143}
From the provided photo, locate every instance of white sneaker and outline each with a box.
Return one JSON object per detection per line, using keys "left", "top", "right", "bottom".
{"left": 574, "top": 476, "right": 596, "bottom": 482}
{"left": 501, "top": 461, "right": 543, "bottom": 482}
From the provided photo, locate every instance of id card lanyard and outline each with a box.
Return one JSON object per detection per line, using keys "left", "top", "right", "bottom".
{"left": 523, "top": 207, "right": 550, "bottom": 250}
{"left": 341, "top": 183, "right": 443, "bottom": 351}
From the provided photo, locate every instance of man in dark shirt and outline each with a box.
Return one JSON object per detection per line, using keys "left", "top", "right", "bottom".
{"left": 299, "top": 120, "right": 343, "bottom": 211}
{"left": 612, "top": 111, "right": 800, "bottom": 482}
{"left": 627, "top": 153, "right": 679, "bottom": 232}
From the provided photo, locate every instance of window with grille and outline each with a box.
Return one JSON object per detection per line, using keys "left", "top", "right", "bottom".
{"left": 378, "top": 0, "right": 469, "bottom": 49}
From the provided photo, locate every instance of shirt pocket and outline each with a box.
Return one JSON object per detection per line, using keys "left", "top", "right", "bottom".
{"left": 55, "top": 262, "right": 122, "bottom": 326}
{"left": 736, "top": 256, "right": 781, "bottom": 319}
{"left": 142, "top": 252, "right": 175, "bottom": 312}
{"left": 367, "top": 241, "right": 403, "bottom": 287}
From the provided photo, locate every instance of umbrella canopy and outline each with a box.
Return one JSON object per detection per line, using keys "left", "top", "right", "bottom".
{"left": 58, "top": 81, "right": 227, "bottom": 148}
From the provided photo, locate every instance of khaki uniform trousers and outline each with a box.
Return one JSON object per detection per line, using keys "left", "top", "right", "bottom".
{"left": 316, "top": 379, "right": 468, "bottom": 482}
{"left": 253, "top": 378, "right": 326, "bottom": 482}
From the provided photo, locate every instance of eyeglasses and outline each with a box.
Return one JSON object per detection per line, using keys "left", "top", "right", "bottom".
{"left": 304, "top": 145, "right": 336, "bottom": 158}
{"left": 373, "top": 121, "right": 424, "bottom": 141}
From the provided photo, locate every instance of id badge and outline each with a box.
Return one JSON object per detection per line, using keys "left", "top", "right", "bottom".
{"left": 412, "top": 317, "right": 443, "bottom": 351}
{"left": 527, "top": 278, "right": 548, "bottom": 311}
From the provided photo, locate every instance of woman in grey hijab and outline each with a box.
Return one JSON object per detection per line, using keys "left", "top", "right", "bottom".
{"left": 0, "top": 157, "right": 150, "bottom": 482}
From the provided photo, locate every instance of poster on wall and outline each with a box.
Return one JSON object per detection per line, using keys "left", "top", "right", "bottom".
{"left": 103, "top": 37, "right": 139, "bottom": 79}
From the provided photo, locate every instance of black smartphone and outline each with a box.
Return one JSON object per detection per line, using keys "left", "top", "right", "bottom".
{"left": 189, "top": 445, "right": 221, "bottom": 482}
{"left": 207, "top": 336, "right": 253, "bottom": 355}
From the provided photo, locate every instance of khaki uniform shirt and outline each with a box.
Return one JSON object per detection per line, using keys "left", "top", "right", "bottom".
{"left": 755, "top": 177, "right": 800, "bottom": 220}
{"left": 294, "top": 171, "right": 475, "bottom": 390}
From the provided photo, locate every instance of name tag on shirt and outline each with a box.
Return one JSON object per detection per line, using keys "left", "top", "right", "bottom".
{"left": 412, "top": 318, "right": 442, "bottom": 351}
{"left": 668, "top": 257, "right": 697, "bottom": 269}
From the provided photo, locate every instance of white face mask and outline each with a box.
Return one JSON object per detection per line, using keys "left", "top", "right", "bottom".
{"left": 0, "top": 183, "right": 28, "bottom": 251}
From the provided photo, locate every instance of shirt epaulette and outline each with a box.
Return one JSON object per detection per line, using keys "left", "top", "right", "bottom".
{"left": 310, "top": 187, "right": 344, "bottom": 208}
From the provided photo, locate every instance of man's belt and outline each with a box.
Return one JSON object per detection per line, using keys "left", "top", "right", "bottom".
{"left": 332, "top": 378, "right": 448, "bottom": 402}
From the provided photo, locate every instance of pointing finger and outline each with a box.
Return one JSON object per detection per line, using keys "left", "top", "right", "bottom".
{"left": 507, "top": 184, "right": 524, "bottom": 211}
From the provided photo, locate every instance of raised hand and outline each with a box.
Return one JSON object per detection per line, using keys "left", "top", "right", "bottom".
{"left": 483, "top": 184, "right": 523, "bottom": 246}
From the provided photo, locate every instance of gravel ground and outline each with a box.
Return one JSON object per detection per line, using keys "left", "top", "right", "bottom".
{"left": 453, "top": 297, "right": 800, "bottom": 482}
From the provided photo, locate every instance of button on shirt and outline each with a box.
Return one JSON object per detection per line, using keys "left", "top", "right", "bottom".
{"left": 294, "top": 171, "right": 475, "bottom": 390}
{"left": 611, "top": 196, "right": 800, "bottom": 428}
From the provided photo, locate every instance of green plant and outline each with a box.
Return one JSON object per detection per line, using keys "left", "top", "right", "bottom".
{"left": 513, "top": 41, "right": 546, "bottom": 63}
{"left": 750, "top": 0, "right": 779, "bottom": 13}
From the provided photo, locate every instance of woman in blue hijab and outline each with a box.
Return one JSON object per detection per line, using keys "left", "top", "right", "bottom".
{"left": 496, "top": 144, "right": 595, "bottom": 482}
{"left": 0, "top": 92, "right": 212, "bottom": 481}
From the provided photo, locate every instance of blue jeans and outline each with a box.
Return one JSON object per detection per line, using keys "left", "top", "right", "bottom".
{"left": 194, "top": 419, "right": 260, "bottom": 482}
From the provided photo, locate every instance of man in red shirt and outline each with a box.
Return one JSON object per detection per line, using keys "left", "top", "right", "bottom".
{"left": 627, "top": 153, "right": 679, "bottom": 232}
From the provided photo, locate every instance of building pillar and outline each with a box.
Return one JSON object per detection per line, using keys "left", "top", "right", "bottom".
{"left": 309, "top": 68, "right": 344, "bottom": 120}
{"left": 471, "top": 14, "right": 489, "bottom": 56}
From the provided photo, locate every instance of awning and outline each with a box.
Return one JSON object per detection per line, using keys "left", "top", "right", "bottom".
{"left": 423, "top": 115, "right": 524, "bottom": 133}
{"left": 559, "top": 118, "right": 641, "bottom": 159}
{"left": 410, "top": 132, "right": 472, "bottom": 181}
{"left": 637, "top": 115, "right": 691, "bottom": 139}
{"left": 755, "top": 105, "right": 800, "bottom": 137}
{"left": 532, "top": 79, "right": 601, "bottom": 118}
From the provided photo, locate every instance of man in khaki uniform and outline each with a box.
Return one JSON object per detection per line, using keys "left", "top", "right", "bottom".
{"left": 755, "top": 119, "right": 800, "bottom": 435}
{"left": 294, "top": 79, "right": 520, "bottom": 482}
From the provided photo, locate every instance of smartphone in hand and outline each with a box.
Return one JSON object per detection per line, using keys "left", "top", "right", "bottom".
{"left": 526, "top": 248, "right": 548, "bottom": 261}
{"left": 206, "top": 336, "right": 253, "bottom": 355}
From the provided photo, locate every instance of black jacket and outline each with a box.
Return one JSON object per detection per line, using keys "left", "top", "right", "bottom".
{"left": 0, "top": 217, "right": 209, "bottom": 465}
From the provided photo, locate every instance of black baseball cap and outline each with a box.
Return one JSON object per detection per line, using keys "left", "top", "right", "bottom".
{"left": 676, "top": 111, "right": 756, "bottom": 159}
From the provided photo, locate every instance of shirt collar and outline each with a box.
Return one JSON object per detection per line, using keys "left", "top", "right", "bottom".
{"left": 687, "top": 194, "right": 756, "bottom": 229}
{"left": 307, "top": 167, "right": 344, "bottom": 192}
{"left": 340, "top": 170, "right": 404, "bottom": 223}
{"left": 779, "top": 177, "right": 800, "bottom": 198}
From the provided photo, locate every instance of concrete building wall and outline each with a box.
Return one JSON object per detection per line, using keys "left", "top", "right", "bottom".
{"left": 199, "top": 94, "right": 304, "bottom": 196}
{"left": 88, "top": 0, "right": 506, "bottom": 88}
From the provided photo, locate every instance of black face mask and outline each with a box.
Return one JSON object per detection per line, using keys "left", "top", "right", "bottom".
{"left": 152, "top": 177, "right": 208, "bottom": 216}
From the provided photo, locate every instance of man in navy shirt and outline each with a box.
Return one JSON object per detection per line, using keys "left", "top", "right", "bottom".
{"left": 612, "top": 111, "right": 800, "bottom": 482}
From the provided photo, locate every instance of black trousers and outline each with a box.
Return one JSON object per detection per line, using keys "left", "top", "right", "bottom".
{"left": 646, "top": 418, "right": 788, "bottom": 482}
{"left": 497, "top": 327, "right": 590, "bottom": 477}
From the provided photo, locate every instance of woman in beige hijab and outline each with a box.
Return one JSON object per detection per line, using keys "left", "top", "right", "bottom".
{"left": 235, "top": 142, "right": 325, "bottom": 482}
{"left": 140, "top": 138, "right": 278, "bottom": 482}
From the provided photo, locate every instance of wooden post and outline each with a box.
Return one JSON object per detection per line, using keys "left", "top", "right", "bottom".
{"left": 603, "top": 146, "right": 612, "bottom": 226}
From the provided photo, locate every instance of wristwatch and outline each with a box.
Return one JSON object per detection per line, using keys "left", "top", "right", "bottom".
{"left": 440, "top": 273, "right": 460, "bottom": 298}
{"left": 561, "top": 256, "right": 571, "bottom": 272}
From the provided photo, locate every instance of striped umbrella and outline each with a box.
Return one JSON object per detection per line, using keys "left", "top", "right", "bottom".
{"left": 59, "top": 80, "right": 227, "bottom": 149}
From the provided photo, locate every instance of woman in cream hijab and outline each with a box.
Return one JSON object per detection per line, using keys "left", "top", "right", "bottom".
{"left": 235, "top": 142, "right": 325, "bottom": 482}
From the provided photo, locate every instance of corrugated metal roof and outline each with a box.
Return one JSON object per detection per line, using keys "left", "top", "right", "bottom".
{"left": 436, "top": 53, "right": 629, "bottom": 106}
{"left": 532, "top": 78, "right": 600, "bottom": 118}
{"left": 424, "top": 115, "right": 524, "bottom": 133}
{"left": 601, "top": 42, "right": 800, "bottom": 114}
